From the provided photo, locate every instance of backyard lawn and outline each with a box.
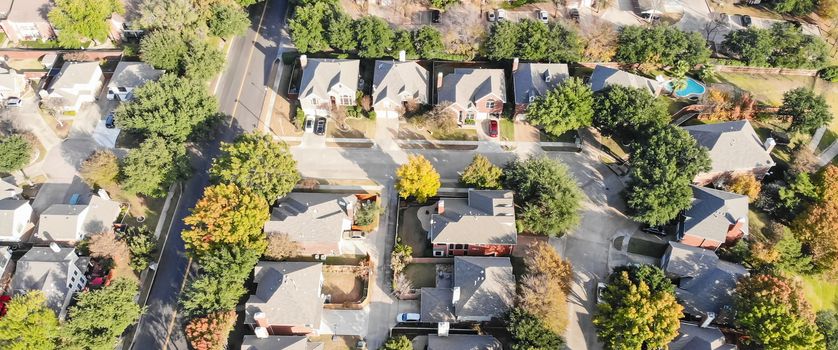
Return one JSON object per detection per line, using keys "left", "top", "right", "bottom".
{"left": 403, "top": 263, "right": 436, "bottom": 289}
{"left": 397, "top": 206, "right": 430, "bottom": 257}
{"left": 500, "top": 118, "right": 515, "bottom": 142}
{"left": 322, "top": 270, "right": 365, "bottom": 304}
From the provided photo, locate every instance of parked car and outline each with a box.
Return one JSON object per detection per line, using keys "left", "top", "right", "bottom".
{"left": 568, "top": 8, "right": 580, "bottom": 22}
{"left": 488, "top": 11, "right": 496, "bottom": 22}
{"left": 396, "top": 313, "right": 421, "bottom": 323}
{"left": 537, "top": 10, "right": 549, "bottom": 23}
{"left": 431, "top": 10, "right": 441, "bottom": 23}
{"left": 740, "top": 15, "right": 752, "bottom": 27}
{"left": 105, "top": 112, "right": 115, "bottom": 129}
{"left": 5, "top": 97, "right": 21, "bottom": 107}
{"left": 596, "top": 282, "right": 607, "bottom": 304}
{"left": 496, "top": 9, "right": 507, "bottom": 21}
{"left": 304, "top": 118, "right": 314, "bottom": 133}
{"left": 314, "top": 117, "right": 327, "bottom": 135}
{"left": 642, "top": 224, "right": 667, "bottom": 236}
{"left": 488, "top": 119, "right": 499, "bottom": 138}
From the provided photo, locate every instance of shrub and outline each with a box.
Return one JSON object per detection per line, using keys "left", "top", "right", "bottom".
{"left": 0, "top": 135, "right": 32, "bottom": 173}
{"left": 80, "top": 150, "right": 120, "bottom": 189}
{"left": 821, "top": 66, "right": 838, "bottom": 82}
{"left": 263, "top": 232, "right": 299, "bottom": 261}
{"left": 354, "top": 200, "right": 380, "bottom": 227}
{"left": 123, "top": 226, "right": 156, "bottom": 271}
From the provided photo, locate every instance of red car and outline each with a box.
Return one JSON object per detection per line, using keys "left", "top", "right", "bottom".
{"left": 488, "top": 119, "right": 499, "bottom": 138}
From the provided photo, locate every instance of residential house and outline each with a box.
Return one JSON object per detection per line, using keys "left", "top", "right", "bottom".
{"left": 428, "top": 190, "right": 517, "bottom": 257}
{"left": 676, "top": 186, "right": 749, "bottom": 251}
{"left": 0, "top": 199, "right": 32, "bottom": 241}
{"left": 245, "top": 262, "right": 325, "bottom": 336}
{"left": 0, "top": 0, "right": 54, "bottom": 43}
{"left": 371, "top": 59, "right": 429, "bottom": 119}
{"left": 297, "top": 56, "right": 360, "bottom": 119}
{"left": 589, "top": 65, "right": 664, "bottom": 96}
{"left": 683, "top": 120, "right": 775, "bottom": 185}
{"left": 0, "top": 68, "right": 26, "bottom": 99}
{"left": 106, "top": 61, "right": 163, "bottom": 101}
{"left": 437, "top": 68, "right": 505, "bottom": 124}
{"left": 670, "top": 322, "right": 737, "bottom": 350}
{"left": 420, "top": 257, "right": 515, "bottom": 335}
{"left": 0, "top": 246, "right": 13, "bottom": 293}
{"left": 427, "top": 334, "right": 502, "bottom": 350}
{"left": 264, "top": 193, "right": 357, "bottom": 257}
{"left": 39, "top": 62, "right": 104, "bottom": 113}
{"left": 512, "top": 62, "right": 569, "bottom": 119}
{"left": 241, "top": 335, "right": 324, "bottom": 350}
{"left": 10, "top": 245, "right": 89, "bottom": 319}
{"left": 35, "top": 195, "right": 121, "bottom": 242}
{"left": 661, "top": 242, "right": 748, "bottom": 325}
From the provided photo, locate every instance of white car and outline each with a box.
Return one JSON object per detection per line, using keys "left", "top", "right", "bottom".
{"left": 537, "top": 10, "right": 549, "bottom": 23}
{"left": 496, "top": 9, "right": 507, "bottom": 21}
{"left": 5, "top": 97, "right": 21, "bottom": 107}
{"left": 396, "top": 313, "right": 421, "bottom": 323}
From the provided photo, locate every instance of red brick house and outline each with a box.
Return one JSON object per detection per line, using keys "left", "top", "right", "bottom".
{"left": 683, "top": 121, "right": 775, "bottom": 186}
{"left": 676, "top": 186, "right": 749, "bottom": 251}
{"left": 437, "top": 68, "right": 505, "bottom": 125}
{"left": 428, "top": 190, "right": 517, "bottom": 257}
{"left": 245, "top": 262, "right": 324, "bottom": 336}
{"left": 512, "top": 62, "right": 569, "bottom": 119}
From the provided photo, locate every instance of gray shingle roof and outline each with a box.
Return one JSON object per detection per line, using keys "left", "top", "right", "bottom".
{"left": 589, "top": 65, "right": 663, "bottom": 95}
{"left": 264, "top": 193, "right": 356, "bottom": 245}
{"left": 38, "top": 204, "right": 88, "bottom": 241}
{"left": 682, "top": 186, "right": 749, "bottom": 243}
{"left": 299, "top": 59, "right": 359, "bottom": 101}
{"left": 663, "top": 242, "right": 748, "bottom": 317}
{"left": 454, "top": 256, "right": 515, "bottom": 319}
{"left": 108, "top": 62, "right": 163, "bottom": 89}
{"left": 670, "top": 322, "right": 737, "bottom": 350}
{"left": 245, "top": 262, "right": 323, "bottom": 328}
{"left": 683, "top": 120, "right": 774, "bottom": 175}
{"left": 0, "top": 246, "right": 11, "bottom": 270}
{"left": 420, "top": 288, "right": 456, "bottom": 322}
{"left": 438, "top": 68, "right": 505, "bottom": 109}
{"left": 427, "top": 334, "right": 502, "bottom": 350}
{"left": 372, "top": 60, "right": 429, "bottom": 107}
{"left": 10, "top": 247, "right": 86, "bottom": 313}
{"left": 0, "top": 199, "right": 29, "bottom": 236}
{"left": 3, "top": 0, "right": 50, "bottom": 22}
{"left": 513, "top": 63, "right": 569, "bottom": 104}
{"left": 430, "top": 190, "right": 517, "bottom": 245}
{"left": 83, "top": 195, "right": 121, "bottom": 235}
{"left": 49, "top": 62, "right": 101, "bottom": 92}
{"left": 241, "top": 335, "right": 324, "bottom": 350}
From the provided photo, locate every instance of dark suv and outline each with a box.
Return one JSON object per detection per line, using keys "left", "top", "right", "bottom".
{"left": 314, "top": 117, "right": 326, "bottom": 135}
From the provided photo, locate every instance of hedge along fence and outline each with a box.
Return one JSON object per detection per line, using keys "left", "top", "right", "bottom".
{"left": 713, "top": 65, "right": 819, "bottom": 77}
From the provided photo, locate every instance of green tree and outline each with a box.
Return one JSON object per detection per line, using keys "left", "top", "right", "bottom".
{"left": 123, "top": 226, "right": 156, "bottom": 271}
{"left": 396, "top": 154, "right": 441, "bottom": 203}
{"left": 503, "top": 156, "right": 583, "bottom": 236}
{"left": 288, "top": 2, "right": 331, "bottom": 53}
{"left": 722, "top": 27, "right": 773, "bottom": 67}
{"left": 723, "top": 24, "right": 828, "bottom": 69}
{"left": 116, "top": 74, "right": 220, "bottom": 142}
{"left": 594, "top": 268, "right": 682, "bottom": 350}
{"left": 0, "top": 135, "right": 31, "bottom": 173}
{"left": 415, "top": 26, "right": 445, "bottom": 59}
{"left": 237, "top": 0, "right": 265, "bottom": 6}
{"left": 517, "top": 19, "right": 550, "bottom": 61}
{"left": 392, "top": 30, "right": 417, "bottom": 58}
{"left": 429, "top": 0, "right": 460, "bottom": 8}
{"left": 546, "top": 22, "right": 584, "bottom": 62}
{"left": 80, "top": 150, "right": 119, "bottom": 189}
{"left": 779, "top": 172, "right": 819, "bottom": 211}
{"left": 780, "top": 87, "right": 833, "bottom": 134}
{"left": 735, "top": 274, "right": 824, "bottom": 349}
{"left": 484, "top": 21, "right": 520, "bottom": 61}
{"left": 460, "top": 154, "right": 502, "bottom": 189}
{"left": 208, "top": 3, "right": 249, "bottom": 38}
{"left": 137, "top": 0, "right": 199, "bottom": 31}
{"left": 61, "top": 279, "right": 143, "bottom": 350}
{"left": 0, "top": 291, "right": 59, "bottom": 350}
{"left": 507, "top": 307, "right": 565, "bottom": 350}
{"left": 625, "top": 125, "right": 711, "bottom": 225}
{"left": 183, "top": 39, "right": 226, "bottom": 81}
{"left": 210, "top": 132, "right": 300, "bottom": 201}
{"left": 327, "top": 12, "right": 356, "bottom": 51}
{"left": 772, "top": 0, "right": 817, "bottom": 15}
{"left": 381, "top": 336, "right": 412, "bottom": 350}
{"left": 354, "top": 201, "right": 380, "bottom": 227}
{"left": 615, "top": 25, "right": 709, "bottom": 68}
{"left": 817, "top": 310, "right": 838, "bottom": 350}
{"left": 120, "top": 137, "right": 190, "bottom": 197}
{"left": 593, "top": 85, "right": 668, "bottom": 141}
{"left": 354, "top": 16, "right": 394, "bottom": 58}
{"left": 775, "top": 231, "right": 814, "bottom": 273}
{"left": 180, "top": 273, "right": 247, "bottom": 316}
{"left": 140, "top": 30, "right": 187, "bottom": 71}
{"left": 182, "top": 183, "right": 270, "bottom": 254}
{"left": 526, "top": 77, "right": 594, "bottom": 136}
{"left": 49, "top": 0, "right": 123, "bottom": 48}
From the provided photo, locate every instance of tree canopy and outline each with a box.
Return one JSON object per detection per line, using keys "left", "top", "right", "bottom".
{"left": 723, "top": 23, "right": 829, "bottom": 69}
{"left": 0, "top": 135, "right": 31, "bottom": 173}
{"left": 120, "top": 137, "right": 190, "bottom": 197}
{"left": 184, "top": 311, "right": 237, "bottom": 350}
{"left": 594, "top": 266, "right": 682, "bottom": 350}
{"left": 182, "top": 183, "right": 270, "bottom": 255}
{"left": 140, "top": 30, "right": 187, "bottom": 71}
{"left": 772, "top": 0, "right": 817, "bottom": 15}
{"left": 414, "top": 26, "right": 445, "bottom": 59}
{"left": 327, "top": 11, "right": 356, "bottom": 52}
{"left": 381, "top": 336, "right": 412, "bottom": 350}
{"left": 137, "top": 0, "right": 199, "bottom": 31}
{"left": 484, "top": 20, "right": 583, "bottom": 62}
{"left": 780, "top": 87, "right": 833, "bottom": 134}
{"left": 116, "top": 74, "right": 219, "bottom": 142}
{"left": 0, "top": 291, "right": 59, "bottom": 350}
{"left": 519, "top": 242, "right": 573, "bottom": 334}
{"left": 208, "top": 3, "right": 250, "bottom": 38}
{"left": 794, "top": 165, "right": 838, "bottom": 272}
{"left": 396, "top": 155, "right": 441, "bottom": 203}
{"left": 354, "top": 16, "right": 395, "bottom": 58}
{"left": 61, "top": 279, "right": 143, "bottom": 350}
{"left": 210, "top": 133, "right": 300, "bottom": 201}
{"left": 503, "top": 156, "right": 583, "bottom": 236}
{"left": 817, "top": 310, "right": 838, "bottom": 350}
{"left": 49, "top": 0, "right": 123, "bottom": 48}
{"left": 460, "top": 154, "right": 503, "bottom": 190}
{"left": 288, "top": 2, "right": 332, "bottom": 53}
{"left": 526, "top": 77, "right": 594, "bottom": 136}
{"left": 507, "top": 307, "right": 565, "bottom": 350}
{"left": 80, "top": 150, "right": 119, "bottom": 189}
{"left": 593, "top": 85, "right": 668, "bottom": 141}
{"left": 615, "top": 25, "right": 710, "bottom": 68}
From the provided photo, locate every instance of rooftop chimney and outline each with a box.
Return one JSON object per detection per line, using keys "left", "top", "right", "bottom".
{"left": 512, "top": 57, "right": 519, "bottom": 72}
{"left": 254, "top": 327, "right": 270, "bottom": 339}
{"left": 700, "top": 312, "right": 716, "bottom": 328}
{"left": 764, "top": 137, "right": 776, "bottom": 152}
{"left": 436, "top": 72, "right": 443, "bottom": 89}
{"left": 253, "top": 312, "right": 270, "bottom": 334}
{"left": 300, "top": 54, "right": 308, "bottom": 69}
{"left": 49, "top": 242, "right": 60, "bottom": 253}
{"left": 437, "top": 321, "right": 450, "bottom": 337}
{"left": 398, "top": 50, "right": 406, "bottom": 62}
{"left": 437, "top": 200, "right": 445, "bottom": 215}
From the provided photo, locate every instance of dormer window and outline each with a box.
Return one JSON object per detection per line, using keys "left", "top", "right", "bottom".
{"left": 545, "top": 74, "right": 552, "bottom": 83}
{"left": 528, "top": 95, "right": 536, "bottom": 103}
{"left": 485, "top": 99, "right": 496, "bottom": 109}
{"left": 310, "top": 97, "right": 319, "bottom": 105}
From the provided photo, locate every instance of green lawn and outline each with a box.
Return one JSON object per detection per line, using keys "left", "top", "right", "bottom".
{"left": 403, "top": 263, "right": 436, "bottom": 288}
{"left": 800, "top": 274, "right": 838, "bottom": 311}
{"left": 396, "top": 206, "right": 430, "bottom": 257}
{"left": 500, "top": 118, "right": 515, "bottom": 142}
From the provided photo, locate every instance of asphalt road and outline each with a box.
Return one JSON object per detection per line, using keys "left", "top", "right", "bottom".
{"left": 131, "top": 1, "right": 288, "bottom": 349}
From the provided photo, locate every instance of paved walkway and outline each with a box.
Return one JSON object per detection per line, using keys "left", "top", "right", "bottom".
{"left": 818, "top": 139, "right": 838, "bottom": 166}
{"left": 810, "top": 126, "right": 827, "bottom": 151}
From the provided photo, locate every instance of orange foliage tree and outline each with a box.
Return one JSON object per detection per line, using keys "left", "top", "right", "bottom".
{"left": 725, "top": 173, "right": 761, "bottom": 202}
{"left": 185, "top": 311, "right": 237, "bottom": 350}
{"left": 701, "top": 88, "right": 756, "bottom": 121}
{"left": 519, "top": 241, "right": 574, "bottom": 334}
{"left": 182, "top": 183, "right": 269, "bottom": 255}
{"left": 794, "top": 165, "right": 838, "bottom": 273}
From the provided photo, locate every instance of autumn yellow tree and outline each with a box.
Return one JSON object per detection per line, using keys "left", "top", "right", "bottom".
{"left": 519, "top": 242, "right": 573, "bottom": 334}
{"left": 396, "top": 155, "right": 441, "bottom": 203}
{"left": 182, "top": 183, "right": 269, "bottom": 255}
{"left": 794, "top": 165, "right": 838, "bottom": 273}
{"left": 726, "top": 173, "right": 761, "bottom": 202}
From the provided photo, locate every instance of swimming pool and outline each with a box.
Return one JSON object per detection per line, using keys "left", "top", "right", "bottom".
{"left": 665, "top": 77, "right": 706, "bottom": 98}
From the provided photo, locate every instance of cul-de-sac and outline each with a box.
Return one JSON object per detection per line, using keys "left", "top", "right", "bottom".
{"left": 0, "top": 0, "right": 837, "bottom": 349}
